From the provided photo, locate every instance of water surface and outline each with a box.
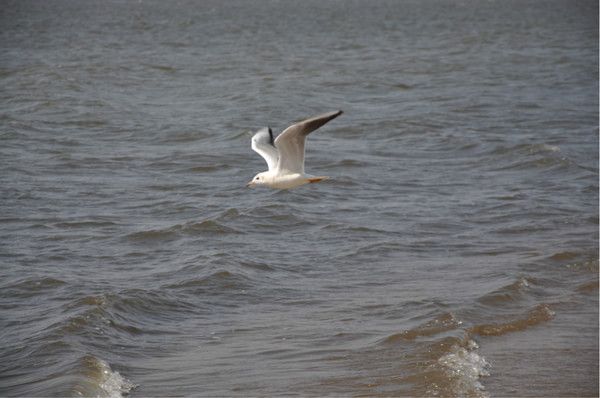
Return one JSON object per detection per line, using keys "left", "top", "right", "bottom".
{"left": 1, "top": 0, "right": 598, "bottom": 396}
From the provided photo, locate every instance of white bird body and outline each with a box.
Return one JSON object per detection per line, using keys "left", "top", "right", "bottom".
{"left": 252, "top": 171, "right": 328, "bottom": 189}
{"left": 247, "top": 110, "right": 342, "bottom": 189}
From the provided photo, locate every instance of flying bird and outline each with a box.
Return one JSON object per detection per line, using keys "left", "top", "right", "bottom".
{"left": 247, "top": 110, "right": 343, "bottom": 189}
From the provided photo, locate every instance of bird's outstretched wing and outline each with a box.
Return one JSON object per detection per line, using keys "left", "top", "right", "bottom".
{"left": 274, "top": 110, "right": 343, "bottom": 174}
{"left": 251, "top": 127, "right": 279, "bottom": 171}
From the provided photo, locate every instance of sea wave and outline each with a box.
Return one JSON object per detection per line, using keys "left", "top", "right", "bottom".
{"left": 126, "top": 219, "right": 241, "bottom": 242}
{"left": 431, "top": 339, "right": 491, "bottom": 398}
{"left": 71, "top": 355, "right": 136, "bottom": 398}
{"left": 368, "top": 313, "right": 491, "bottom": 397}
{"left": 381, "top": 312, "right": 462, "bottom": 343}
{"left": 476, "top": 277, "right": 531, "bottom": 307}
{"left": 469, "top": 304, "right": 555, "bottom": 337}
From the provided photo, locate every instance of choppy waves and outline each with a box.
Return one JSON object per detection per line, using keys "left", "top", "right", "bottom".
{"left": 0, "top": 274, "right": 193, "bottom": 396}
{"left": 313, "top": 253, "right": 598, "bottom": 398}
{"left": 1, "top": 0, "right": 598, "bottom": 396}
{"left": 1, "top": 214, "right": 597, "bottom": 396}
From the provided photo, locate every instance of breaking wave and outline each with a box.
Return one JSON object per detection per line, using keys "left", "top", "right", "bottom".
{"left": 71, "top": 355, "right": 136, "bottom": 398}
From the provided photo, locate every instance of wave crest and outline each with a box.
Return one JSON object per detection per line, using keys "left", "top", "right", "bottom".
{"left": 469, "top": 304, "right": 555, "bottom": 337}
{"left": 71, "top": 355, "right": 136, "bottom": 398}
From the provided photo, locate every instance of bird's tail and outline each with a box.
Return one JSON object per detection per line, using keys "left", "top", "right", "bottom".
{"left": 308, "top": 176, "right": 329, "bottom": 184}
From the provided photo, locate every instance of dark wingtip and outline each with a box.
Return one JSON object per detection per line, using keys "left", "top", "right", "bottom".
{"left": 332, "top": 110, "right": 343, "bottom": 120}
{"left": 331, "top": 110, "right": 343, "bottom": 119}
{"left": 268, "top": 127, "right": 274, "bottom": 145}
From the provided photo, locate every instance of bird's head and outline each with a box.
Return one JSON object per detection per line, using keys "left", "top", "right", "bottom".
{"left": 247, "top": 171, "right": 269, "bottom": 188}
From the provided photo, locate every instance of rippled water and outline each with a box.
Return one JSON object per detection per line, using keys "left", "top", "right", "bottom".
{"left": 1, "top": 0, "right": 598, "bottom": 396}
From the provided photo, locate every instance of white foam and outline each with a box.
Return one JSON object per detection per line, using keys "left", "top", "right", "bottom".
{"left": 436, "top": 339, "right": 491, "bottom": 398}
{"left": 96, "top": 358, "right": 136, "bottom": 398}
{"left": 541, "top": 144, "right": 560, "bottom": 152}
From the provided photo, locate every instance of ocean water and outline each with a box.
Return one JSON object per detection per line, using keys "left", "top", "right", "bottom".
{"left": 1, "top": 0, "right": 598, "bottom": 396}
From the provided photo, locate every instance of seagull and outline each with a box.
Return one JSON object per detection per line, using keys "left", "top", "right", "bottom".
{"left": 247, "top": 110, "right": 343, "bottom": 189}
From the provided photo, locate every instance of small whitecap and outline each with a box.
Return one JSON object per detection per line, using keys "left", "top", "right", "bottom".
{"left": 437, "top": 340, "right": 491, "bottom": 397}
{"left": 96, "top": 359, "right": 136, "bottom": 398}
